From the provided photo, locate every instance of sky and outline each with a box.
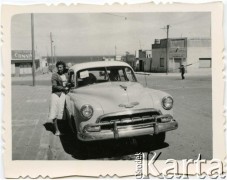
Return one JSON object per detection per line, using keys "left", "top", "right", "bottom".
{"left": 11, "top": 12, "right": 211, "bottom": 56}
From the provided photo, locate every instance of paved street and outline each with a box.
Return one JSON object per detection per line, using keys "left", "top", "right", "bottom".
{"left": 12, "top": 72, "right": 212, "bottom": 160}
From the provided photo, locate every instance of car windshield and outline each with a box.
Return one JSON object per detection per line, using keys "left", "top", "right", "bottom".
{"left": 75, "top": 66, "right": 137, "bottom": 88}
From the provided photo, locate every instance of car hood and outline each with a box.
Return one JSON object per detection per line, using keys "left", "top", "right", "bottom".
{"left": 71, "top": 82, "right": 155, "bottom": 114}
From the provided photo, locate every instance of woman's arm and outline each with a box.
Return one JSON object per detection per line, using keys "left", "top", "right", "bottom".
{"left": 51, "top": 73, "right": 65, "bottom": 92}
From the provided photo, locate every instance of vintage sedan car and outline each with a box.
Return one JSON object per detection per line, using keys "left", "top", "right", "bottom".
{"left": 65, "top": 61, "right": 178, "bottom": 143}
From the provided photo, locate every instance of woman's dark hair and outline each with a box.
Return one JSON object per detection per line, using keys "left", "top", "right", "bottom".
{"left": 56, "top": 61, "right": 66, "bottom": 69}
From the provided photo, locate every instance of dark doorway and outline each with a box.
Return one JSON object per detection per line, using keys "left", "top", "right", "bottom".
{"left": 139, "top": 60, "right": 144, "bottom": 71}
{"left": 15, "top": 63, "right": 20, "bottom": 77}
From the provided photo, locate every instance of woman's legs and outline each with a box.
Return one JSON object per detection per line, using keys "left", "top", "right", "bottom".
{"left": 48, "top": 93, "right": 66, "bottom": 135}
{"left": 57, "top": 93, "right": 66, "bottom": 120}
{"left": 54, "top": 93, "right": 66, "bottom": 136}
{"left": 48, "top": 93, "right": 60, "bottom": 121}
{"left": 53, "top": 118, "right": 61, "bottom": 136}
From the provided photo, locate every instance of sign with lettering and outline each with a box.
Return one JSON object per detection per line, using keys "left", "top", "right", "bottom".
{"left": 168, "top": 48, "right": 187, "bottom": 58}
{"left": 11, "top": 50, "right": 32, "bottom": 60}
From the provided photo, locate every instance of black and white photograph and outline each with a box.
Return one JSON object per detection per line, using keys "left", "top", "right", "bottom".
{"left": 1, "top": 1, "right": 225, "bottom": 178}
{"left": 10, "top": 11, "right": 214, "bottom": 161}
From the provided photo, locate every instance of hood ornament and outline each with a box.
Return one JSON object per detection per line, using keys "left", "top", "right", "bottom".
{"left": 120, "top": 84, "right": 127, "bottom": 91}
{"left": 119, "top": 102, "right": 139, "bottom": 108}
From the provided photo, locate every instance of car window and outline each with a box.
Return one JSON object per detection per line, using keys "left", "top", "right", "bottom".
{"left": 76, "top": 68, "right": 108, "bottom": 87}
{"left": 125, "top": 67, "right": 136, "bottom": 82}
{"left": 76, "top": 66, "right": 137, "bottom": 88}
{"left": 106, "top": 67, "right": 137, "bottom": 82}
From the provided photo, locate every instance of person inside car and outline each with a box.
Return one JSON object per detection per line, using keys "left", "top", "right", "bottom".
{"left": 109, "top": 69, "right": 120, "bottom": 81}
{"left": 79, "top": 73, "right": 97, "bottom": 86}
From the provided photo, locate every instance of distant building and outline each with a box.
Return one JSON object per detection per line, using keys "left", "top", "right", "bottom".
{"left": 135, "top": 49, "right": 152, "bottom": 72}
{"left": 11, "top": 50, "right": 40, "bottom": 76}
{"left": 151, "top": 38, "right": 211, "bottom": 73}
{"left": 122, "top": 54, "right": 136, "bottom": 69}
{"left": 115, "top": 55, "right": 122, "bottom": 61}
{"left": 102, "top": 57, "right": 115, "bottom": 61}
{"left": 40, "top": 57, "right": 49, "bottom": 74}
{"left": 102, "top": 55, "right": 123, "bottom": 61}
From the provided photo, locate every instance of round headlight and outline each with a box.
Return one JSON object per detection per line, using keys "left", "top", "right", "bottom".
{"left": 80, "top": 105, "right": 93, "bottom": 119}
{"left": 162, "top": 96, "right": 173, "bottom": 110}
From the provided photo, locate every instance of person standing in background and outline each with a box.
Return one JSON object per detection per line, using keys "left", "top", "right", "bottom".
{"left": 179, "top": 65, "right": 185, "bottom": 80}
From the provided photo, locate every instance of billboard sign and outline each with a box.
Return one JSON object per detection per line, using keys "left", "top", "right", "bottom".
{"left": 168, "top": 48, "right": 187, "bottom": 58}
{"left": 12, "top": 50, "right": 32, "bottom": 60}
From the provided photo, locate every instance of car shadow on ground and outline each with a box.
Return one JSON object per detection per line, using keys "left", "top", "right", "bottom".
{"left": 44, "top": 121, "right": 169, "bottom": 160}
{"left": 59, "top": 133, "right": 169, "bottom": 160}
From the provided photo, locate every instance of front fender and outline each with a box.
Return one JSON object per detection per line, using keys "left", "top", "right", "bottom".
{"left": 67, "top": 94, "right": 104, "bottom": 133}
{"left": 146, "top": 88, "right": 174, "bottom": 116}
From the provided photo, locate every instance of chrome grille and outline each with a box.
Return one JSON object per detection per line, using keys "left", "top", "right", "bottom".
{"left": 97, "top": 108, "right": 161, "bottom": 130}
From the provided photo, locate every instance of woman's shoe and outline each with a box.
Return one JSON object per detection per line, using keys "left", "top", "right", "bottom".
{"left": 53, "top": 119, "right": 62, "bottom": 136}
{"left": 55, "top": 131, "right": 61, "bottom": 136}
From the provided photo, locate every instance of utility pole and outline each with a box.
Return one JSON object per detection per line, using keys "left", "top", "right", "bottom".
{"left": 166, "top": 25, "right": 170, "bottom": 75}
{"left": 115, "top": 45, "right": 117, "bottom": 60}
{"left": 53, "top": 45, "right": 56, "bottom": 64}
{"left": 31, "top": 13, "right": 35, "bottom": 86}
{"left": 50, "top": 32, "right": 54, "bottom": 65}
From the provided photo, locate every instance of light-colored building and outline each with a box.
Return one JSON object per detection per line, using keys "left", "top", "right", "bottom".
{"left": 187, "top": 38, "right": 211, "bottom": 72}
{"left": 11, "top": 50, "right": 40, "bottom": 76}
{"left": 151, "top": 38, "right": 211, "bottom": 73}
{"left": 103, "top": 56, "right": 123, "bottom": 61}
{"left": 39, "top": 57, "right": 49, "bottom": 74}
{"left": 115, "top": 55, "right": 122, "bottom": 61}
{"left": 102, "top": 57, "right": 115, "bottom": 61}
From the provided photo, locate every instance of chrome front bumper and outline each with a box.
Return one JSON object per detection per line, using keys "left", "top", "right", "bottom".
{"left": 78, "top": 113, "right": 178, "bottom": 141}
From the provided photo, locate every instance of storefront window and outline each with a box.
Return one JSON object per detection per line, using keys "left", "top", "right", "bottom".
{"left": 199, "top": 58, "right": 211, "bottom": 68}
